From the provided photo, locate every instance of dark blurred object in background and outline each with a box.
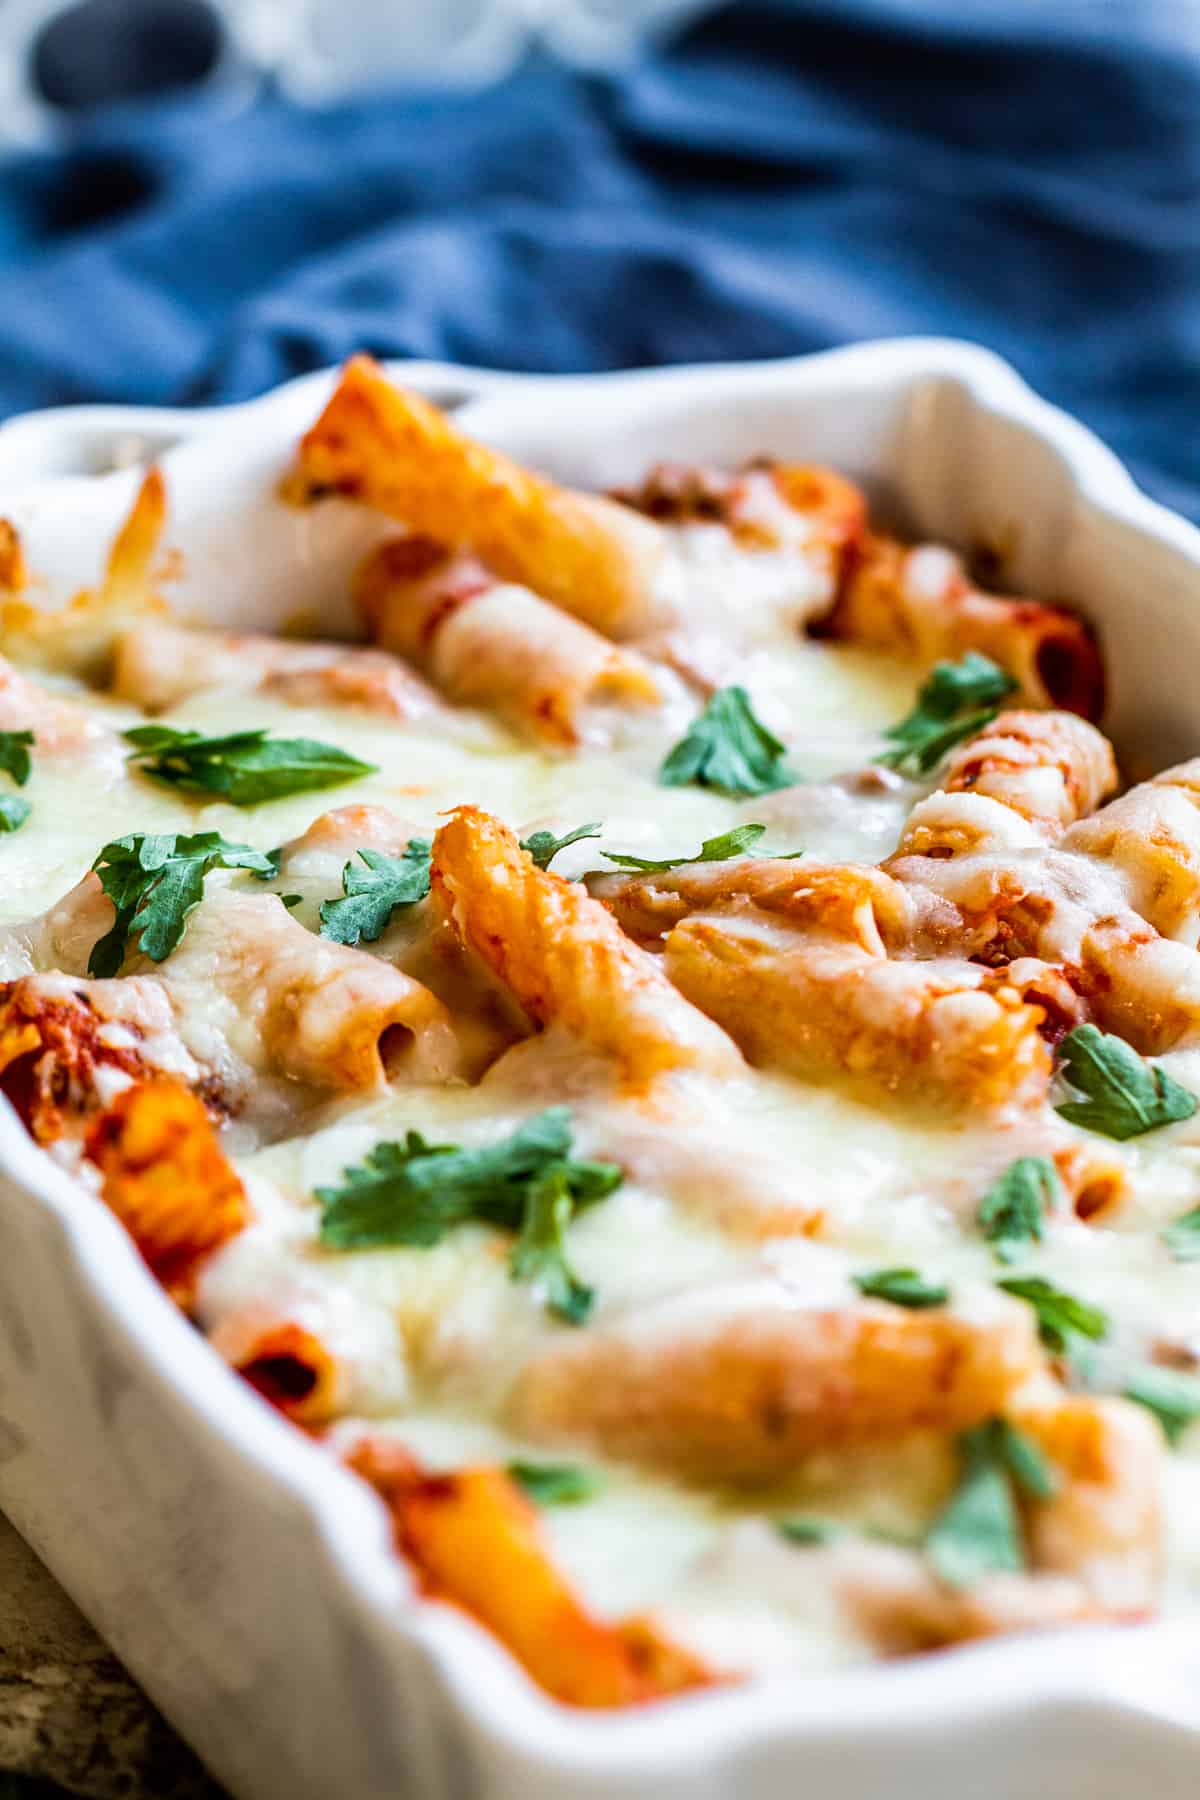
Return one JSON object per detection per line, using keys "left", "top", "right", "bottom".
{"left": 3, "top": 0, "right": 703, "bottom": 134}
{"left": 33, "top": 0, "right": 224, "bottom": 111}
{"left": 0, "top": 0, "right": 1194, "bottom": 526}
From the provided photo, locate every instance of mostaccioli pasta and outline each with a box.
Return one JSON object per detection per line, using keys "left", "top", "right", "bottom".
{"left": 1, "top": 363, "right": 1198, "bottom": 1710}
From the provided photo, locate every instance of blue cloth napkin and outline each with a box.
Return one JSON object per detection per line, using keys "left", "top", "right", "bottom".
{"left": 0, "top": 0, "right": 1196, "bottom": 517}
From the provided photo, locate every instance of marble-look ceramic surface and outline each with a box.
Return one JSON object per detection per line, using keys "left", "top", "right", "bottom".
{"left": 0, "top": 1511, "right": 222, "bottom": 1799}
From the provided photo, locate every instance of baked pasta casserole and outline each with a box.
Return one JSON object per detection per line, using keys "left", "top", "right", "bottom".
{"left": 2, "top": 357, "right": 1199, "bottom": 1704}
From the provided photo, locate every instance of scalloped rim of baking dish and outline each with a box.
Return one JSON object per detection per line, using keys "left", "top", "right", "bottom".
{"left": 2, "top": 337, "right": 1200, "bottom": 1794}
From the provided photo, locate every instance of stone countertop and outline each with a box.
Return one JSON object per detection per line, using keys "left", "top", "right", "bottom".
{"left": 0, "top": 1511, "right": 222, "bottom": 1799}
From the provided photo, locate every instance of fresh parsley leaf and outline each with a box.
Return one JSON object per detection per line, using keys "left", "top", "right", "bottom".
{"left": 316, "top": 1107, "right": 622, "bottom": 1322}
{"left": 0, "top": 729, "right": 34, "bottom": 787}
{"left": 977, "top": 1156, "right": 1061, "bottom": 1262}
{"left": 1120, "top": 1362, "right": 1200, "bottom": 1447}
{"left": 1163, "top": 1203, "right": 1200, "bottom": 1262}
{"left": 659, "top": 686, "right": 792, "bottom": 797}
{"left": 926, "top": 1427, "right": 1023, "bottom": 1586}
{"left": 602, "top": 822, "right": 763, "bottom": 872}
{"left": 878, "top": 652, "right": 1016, "bottom": 776}
{"left": 519, "top": 822, "right": 603, "bottom": 871}
{"left": 318, "top": 840, "right": 432, "bottom": 945}
{"left": 0, "top": 794, "right": 30, "bottom": 833}
{"left": 316, "top": 1130, "right": 460, "bottom": 1248}
{"left": 0, "top": 729, "right": 34, "bottom": 833}
{"left": 910, "top": 650, "right": 1017, "bottom": 715}
{"left": 600, "top": 823, "right": 802, "bottom": 873}
{"left": 124, "top": 724, "right": 376, "bottom": 805}
{"left": 509, "top": 1164, "right": 595, "bottom": 1324}
{"left": 252, "top": 845, "right": 284, "bottom": 881}
{"left": 88, "top": 831, "right": 275, "bottom": 976}
{"left": 1055, "top": 1024, "right": 1197, "bottom": 1140}
{"left": 1072, "top": 1341, "right": 1200, "bottom": 1447}
{"left": 881, "top": 707, "right": 1003, "bottom": 775}
{"left": 853, "top": 1266, "right": 950, "bottom": 1309}
{"left": 508, "top": 1460, "right": 604, "bottom": 1506}
{"left": 925, "top": 1418, "right": 1056, "bottom": 1587}
{"left": 997, "top": 1275, "right": 1108, "bottom": 1354}
{"left": 994, "top": 1420, "right": 1059, "bottom": 1501}
{"left": 776, "top": 1517, "right": 847, "bottom": 1547}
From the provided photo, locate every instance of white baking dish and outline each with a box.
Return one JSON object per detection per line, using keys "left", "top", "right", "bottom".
{"left": 2, "top": 340, "right": 1200, "bottom": 1800}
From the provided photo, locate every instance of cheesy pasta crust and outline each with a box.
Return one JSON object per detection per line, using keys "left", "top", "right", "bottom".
{"left": 0, "top": 362, "right": 1196, "bottom": 1710}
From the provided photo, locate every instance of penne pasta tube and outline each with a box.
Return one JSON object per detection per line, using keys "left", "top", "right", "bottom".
{"left": 219, "top": 1319, "right": 344, "bottom": 1426}
{"left": 832, "top": 1541, "right": 1116, "bottom": 1656}
{"left": 83, "top": 1078, "right": 249, "bottom": 1305}
{"left": 812, "top": 536, "right": 1104, "bottom": 720}
{"left": 346, "top": 1437, "right": 715, "bottom": 1707}
{"left": 512, "top": 1282, "right": 1041, "bottom": 1482}
{"left": 354, "top": 537, "right": 661, "bottom": 744}
{"left": 612, "top": 459, "right": 866, "bottom": 563}
{"left": 431, "top": 806, "right": 742, "bottom": 1085}
{"left": 1069, "top": 922, "right": 1200, "bottom": 1053}
{"left": 886, "top": 838, "right": 1200, "bottom": 1054}
{"left": 296, "top": 356, "right": 668, "bottom": 638}
{"left": 663, "top": 912, "right": 1052, "bottom": 1110}
{"left": 268, "top": 806, "right": 521, "bottom": 1078}
{"left": 112, "top": 618, "right": 440, "bottom": 722}
{"left": 1051, "top": 1141, "right": 1130, "bottom": 1223}
{"left": 157, "top": 891, "right": 468, "bottom": 1091}
{"left": 940, "top": 710, "right": 1117, "bottom": 836}
{"left": 1013, "top": 1393, "right": 1163, "bottom": 1617}
{"left": 1061, "top": 758, "right": 1200, "bottom": 945}
{"left": 0, "top": 972, "right": 203, "bottom": 1143}
{"left": 2, "top": 890, "right": 475, "bottom": 1115}
{"left": 819, "top": 1393, "right": 1160, "bottom": 1652}
{"left": 596, "top": 860, "right": 926, "bottom": 953}
{"left": 890, "top": 789, "right": 1049, "bottom": 862}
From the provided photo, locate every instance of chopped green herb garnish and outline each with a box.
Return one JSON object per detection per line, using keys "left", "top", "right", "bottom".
{"left": 1120, "top": 1362, "right": 1200, "bottom": 1446}
{"left": 878, "top": 652, "right": 1016, "bottom": 775}
{"left": 0, "top": 794, "right": 30, "bottom": 833}
{"left": 124, "top": 723, "right": 376, "bottom": 805}
{"left": 509, "top": 1164, "right": 596, "bottom": 1324}
{"left": 600, "top": 822, "right": 802, "bottom": 873}
{"left": 318, "top": 840, "right": 432, "bottom": 945}
{"left": 925, "top": 1418, "right": 1056, "bottom": 1587}
{"left": 994, "top": 1420, "right": 1059, "bottom": 1501}
{"left": 776, "top": 1517, "right": 846, "bottom": 1547}
{"left": 659, "top": 686, "right": 792, "bottom": 797}
{"left": 881, "top": 708, "right": 1002, "bottom": 775}
{"left": 315, "top": 1107, "right": 622, "bottom": 1323}
{"left": 977, "top": 1156, "right": 1061, "bottom": 1262}
{"left": 997, "top": 1275, "right": 1108, "bottom": 1354}
{"left": 252, "top": 845, "right": 284, "bottom": 881}
{"left": 1072, "top": 1342, "right": 1200, "bottom": 1447}
{"left": 508, "top": 1461, "right": 604, "bottom": 1506}
{"left": 279, "top": 893, "right": 303, "bottom": 909}
{"left": 519, "top": 822, "right": 603, "bottom": 871}
{"left": 853, "top": 1266, "right": 950, "bottom": 1309}
{"left": 1055, "top": 1024, "right": 1197, "bottom": 1140}
{"left": 0, "top": 728, "right": 34, "bottom": 834}
{"left": 1163, "top": 1203, "right": 1200, "bottom": 1262}
{"left": 88, "top": 831, "right": 275, "bottom": 977}
{"left": 0, "top": 729, "right": 34, "bottom": 788}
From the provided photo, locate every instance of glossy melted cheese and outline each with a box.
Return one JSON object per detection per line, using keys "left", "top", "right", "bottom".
{"left": 5, "top": 517, "right": 1200, "bottom": 1684}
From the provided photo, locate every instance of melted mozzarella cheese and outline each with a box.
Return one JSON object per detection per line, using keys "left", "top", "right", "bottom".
{"left": 4, "top": 528, "right": 1200, "bottom": 1684}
